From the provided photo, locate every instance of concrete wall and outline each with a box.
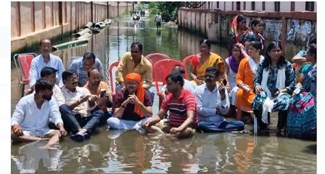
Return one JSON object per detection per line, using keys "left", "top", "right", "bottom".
{"left": 178, "top": 8, "right": 316, "bottom": 58}
{"left": 201, "top": 1, "right": 316, "bottom": 12}
{"left": 11, "top": 1, "right": 132, "bottom": 53}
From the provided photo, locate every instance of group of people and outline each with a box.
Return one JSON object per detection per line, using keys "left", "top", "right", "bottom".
{"left": 227, "top": 14, "right": 316, "bottom": 139}
{"left": 11, "top": 18, "right": 316, "bottom": 148}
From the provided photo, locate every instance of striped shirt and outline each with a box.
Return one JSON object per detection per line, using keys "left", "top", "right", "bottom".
{"left": 161, "top": 88, "right": 197, "bottom": 128}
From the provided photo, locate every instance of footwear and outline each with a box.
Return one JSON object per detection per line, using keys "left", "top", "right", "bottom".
{"left": 70, "top": 133, "right": 84, "bottom": 142}
{"left": 84, "top": 132, "right": 91, "bottom": 139}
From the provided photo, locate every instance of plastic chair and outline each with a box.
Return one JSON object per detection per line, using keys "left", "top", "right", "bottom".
{"left": 182, "top": 55, "right": 197, "bottom": 80}
{"left": 153, "top": 59, "right": 187, "bottom": 94}
{"left": 109, "top": 61, "right": 120, "bottom": 94}
{"left": 13, "top": 53, "right": 37, "bottom": 97}
{"left": 146, "top": 53, "right": 170, "bottom": 66}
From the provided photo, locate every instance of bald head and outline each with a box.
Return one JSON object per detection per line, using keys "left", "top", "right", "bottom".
{"left": 88, "top": 68, "right": 101, "bottom": 87}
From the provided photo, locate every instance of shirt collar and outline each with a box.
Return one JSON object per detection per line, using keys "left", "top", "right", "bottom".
{"left": 173, "top": 88, "right": 186, "bottom": 100}
{"left": 63, "top": 85, "right": 81, "bottom": 93}
{"left": 130, "top": 53, "right": 145, "bottom": 65}
{"left": 204, "top": 83, "right": 218, "bottom": 93}
{"left": 41, "top": 54, "right": 51, "bottom": 62}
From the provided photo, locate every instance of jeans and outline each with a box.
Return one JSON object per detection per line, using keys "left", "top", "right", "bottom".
{"left": 59, "top": 104, "right": 104, "bottom": 134}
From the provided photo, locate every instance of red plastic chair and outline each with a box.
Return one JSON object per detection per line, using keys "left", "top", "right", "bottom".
{"left": 13, "top": 53, "right": 37, "bottom": 96}
{"left": 109, "top": 61, "right": 120, "bottom": 94}
{"left": 146, "top": 53, "right": 170, "bottom": 66}
{"left": 182, "top": 55, "right": 197, "bottom": 80}
{"left": 153, "top": 59, "right": 187, "bottom": 94}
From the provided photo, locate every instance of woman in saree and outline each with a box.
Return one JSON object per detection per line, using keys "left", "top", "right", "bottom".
{"left": 229, "top": 14, "right": 249, "bottom": 55}
{"left": 287, "top": 43, "right": 316, "bottom": 140}
{"left": 189, "top": 39, "right": 225, "bottom": 85}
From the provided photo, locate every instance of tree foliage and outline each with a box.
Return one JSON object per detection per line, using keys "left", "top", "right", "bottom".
{"left": 148, "top": 2, "right": 181, "bottom": 22}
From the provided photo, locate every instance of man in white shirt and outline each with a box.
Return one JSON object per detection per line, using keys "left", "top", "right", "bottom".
{"left": 60, "top": 70, "right": 105, "bottom": 142}
{"left": 11, "top": 79, "right": 67, "bottom": 149}
{"left": 29, "top": 39, "right": 65, "bottom": 89}
{"left": 195, "top": 67, "right": 244, "bottom": 132}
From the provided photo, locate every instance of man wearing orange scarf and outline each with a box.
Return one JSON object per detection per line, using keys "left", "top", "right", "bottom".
{"left": 107, "top": 73, "right": 153, "bottom": 131}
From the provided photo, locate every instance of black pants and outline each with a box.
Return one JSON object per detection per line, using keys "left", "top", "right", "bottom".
{"left": 59, "top": 104, "right": 104, "bottom": 134}
{"left": 254, "top": 110, "right": 287, "bottom": 130}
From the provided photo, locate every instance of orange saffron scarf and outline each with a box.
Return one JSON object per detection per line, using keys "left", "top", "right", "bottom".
{"left": 125, "top": 73, "right": 144, "bottom": 117}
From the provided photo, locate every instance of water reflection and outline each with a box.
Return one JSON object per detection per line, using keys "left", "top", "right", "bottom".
{"left": 11, "top": 141, "right": 63, "bottom": 173}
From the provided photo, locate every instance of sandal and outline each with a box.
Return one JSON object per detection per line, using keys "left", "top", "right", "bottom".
{"left": 70, "top": 132, "right": 84, "bottom": 142}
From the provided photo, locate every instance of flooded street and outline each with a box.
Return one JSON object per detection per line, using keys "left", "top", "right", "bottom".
{"left": 11, "top": 15, "right": 316, "bottom": 173}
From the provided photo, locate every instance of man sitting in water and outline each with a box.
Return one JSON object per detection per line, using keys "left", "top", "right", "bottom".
{"left": 195, "top": 67, "right": 244, "bottom": 132}
{"left": 60, "top": 70, "right": 106, "bottom": 142}
{"left": 143, "top": 73, "right": 197, "bottom": 139}
{"left": 107, "top": 73, "right": 153, "bottom": 130}
{"left": 116, "top": 42, "right": 152, "bottom": 90}
{"left": 11, "top": 79, "right": 67, "bottom": 149}
{"left": 159, "top": 65, "right": 196, "bottom": 107}
{"left": 84, "top": 68, "right": 113, "bottom": 125}
{"left": 70, "top": 52, "right": 104, "bottom": 87}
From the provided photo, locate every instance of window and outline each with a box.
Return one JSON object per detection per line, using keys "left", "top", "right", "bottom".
{"left": 291, "top": 2, "right": 295, "bottom": 11}
{"left": 251, "top": 2, "right": 255, "bottom": 10}
{"left": 232, "top": 2, "right": 234, "bottom": 11}
{"left": 244, "top": 2, "right": 246, "bottom": 10}
{"left": 217, "top": 2, "right": 219, "bottom": 9}
{"left": 262, "top": 2, "right": 265, "bottom": 11}
{"left": 275, "top": 2, "right": 280, "bottom": 12}
{"left": 236, "top": 2, "right": 241, "bottom": 11}
{"left": 305, "top": 2, "right": 315, "bottom": 11}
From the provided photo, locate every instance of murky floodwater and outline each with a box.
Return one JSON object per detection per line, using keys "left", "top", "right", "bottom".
{"left": 11, "top": 15, "right": 316, "bottom": 173}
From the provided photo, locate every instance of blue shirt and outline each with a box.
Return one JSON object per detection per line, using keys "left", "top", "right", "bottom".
{"left": 69, "top": 57, "right": 104, "bottom": 87}
{"left": 29, "top": 54, "right": 65, "bottom": 87}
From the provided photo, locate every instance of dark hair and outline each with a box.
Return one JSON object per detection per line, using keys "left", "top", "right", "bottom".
{"left": 232, "top": 43, "right": 245, "bottom": 59}
{"left": 172, "top": 65, "right": 185, "bottom": 75}
{"left": 40, "top": 67, "right": 57, "bottom": 78}
{"left": 237, "top": 14, "right": 246, "bottom": 24}
{"left": 62, "top": 70, "right": 75, "bottom": 82}
{"left": 250, "top": 18, "right": 262, "bottom": 28}
{"left": 262, "top": 41, "right": 286, "bottom": 68}
{"left": 249, "top": 41, "right": 262, "bottom": 54}
{"left": 131, "top": 42, "right": 143, "bottom": 52}
{"left": 39, "top": 39, "right": 51, "bottom": 46}
{"left": 308, "top": 43, "right": 316, "bottom": 58}
{"left": 165, "top": 73, "right": 184, "bottom": 87}
{"left": 83, "top": 52, "right": 96, "bottom": 62}
{"left": 199, "top": 39, "right": 211, "bottom": 49}
{"left": 87, "top": 67, "right": 99, "bottom": 77}
{"left": 205, "top": 66, "right": 219, "bottom": 77}
{"left": 34, "top": 79, "right": 54, "bottom": 93}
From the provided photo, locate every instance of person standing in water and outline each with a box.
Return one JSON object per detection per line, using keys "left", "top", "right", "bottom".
{"left": 155, "top": 12, "right": 162, "bottom": 31}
